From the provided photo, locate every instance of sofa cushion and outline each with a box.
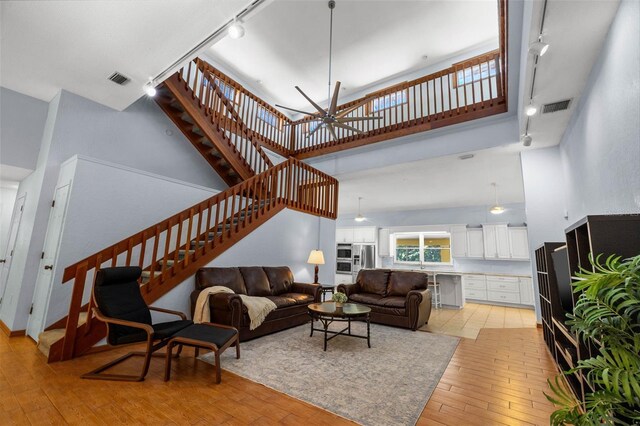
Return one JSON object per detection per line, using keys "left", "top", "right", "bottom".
{"left": 240, "top": 303, "right": 309, "bottom": 326}
{"left": 387, "top": 271, "right": 428, "bottom": 297}
{"left": 264, "top": 266, "right": 294, "bottom": 295}
{"left": 265, "top": 296, "right": 297, "bottom": 309}
{"left": 357, "top": 269, "right": 391, "bottom": 296}
{"left": 279, "top": 293, "right": 314, "bottom": 305}
{"left": 349, "top": 293, "right": 384, "bottom": 305}
{"left": 196, "top": 268, "right": 247, "bottom": 295}
{"left": 379, "top": 296, "right": 406, "bottom": 308}
{"left": 239, "top": 267, "right": 271, "bottom": 296}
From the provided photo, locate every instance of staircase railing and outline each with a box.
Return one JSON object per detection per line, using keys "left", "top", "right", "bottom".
{"left": 190, "top": 58, "right": 294, "bottom": 158}
{"left": 290, "top": 50, "right": 505, "bottom": 156}
{"left": 55, "top": 158, "right": 337, "bottom": 361}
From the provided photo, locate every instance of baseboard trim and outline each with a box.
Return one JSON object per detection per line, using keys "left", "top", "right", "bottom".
{"left": 0, "top": 319, "right": 26, "bottom": 337}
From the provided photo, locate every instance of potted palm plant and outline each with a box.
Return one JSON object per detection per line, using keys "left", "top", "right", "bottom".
{"left": 546, "top": 254, "right": 640, "bottom": 425}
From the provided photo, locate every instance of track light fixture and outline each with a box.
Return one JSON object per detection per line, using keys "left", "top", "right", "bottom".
{"left": 144, "top": 79, "right": 157, "bottom": 97}
{"left": 529, "top": 40, "right": 549, "bottom": 57}
{"left": 228, "top": 20, "right": 245, "bottom": 39}
{"left": 522, "top": 134, "right": 532, "bottom": 147}
{"left": 525, "top": 105, "right": 537, "bottom": 116}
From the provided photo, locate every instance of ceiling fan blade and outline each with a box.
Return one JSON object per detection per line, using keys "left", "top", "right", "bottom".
{"left": 329, "top": 81, "right": 341, "bottom": 115}
{"left": 275, "top": 104, "right": 320, "bottom": 117}
{"left": 295, "top": 86, "right": 327, "bottom": 115}
{"left": 334, "top": 122, "right": 365, "bottom": 134}
{"left": 327, "top": 123, "right": 339, "bottom": 141}
{"left": 306, "top": 122, "right": 323, "bottom": 139}
{"left": 283, "top": 117, "right": 318, "bottom": 126}
{"left": 336, "top": 116, "right": 382, "bottom": 123}
{"left": 336, "top": 97, "right": 372, "bottom": 118}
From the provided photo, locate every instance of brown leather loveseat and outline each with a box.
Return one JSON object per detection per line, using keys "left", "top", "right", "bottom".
{"left": 337, "top": 269, "right": 432, "bottom": 330}
{"left": 191, "top": 266, "right": 321, "bottom": 341}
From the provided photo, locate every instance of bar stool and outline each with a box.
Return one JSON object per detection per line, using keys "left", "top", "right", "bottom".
{"left": 428, "top": 274, "right": 442, "bottom": 309}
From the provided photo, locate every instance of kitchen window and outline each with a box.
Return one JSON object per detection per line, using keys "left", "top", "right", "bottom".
{"left": 392, "top": 232, "right": 452, "bottom": 265}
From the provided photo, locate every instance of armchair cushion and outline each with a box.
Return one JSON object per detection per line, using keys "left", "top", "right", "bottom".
{"left": 196, "top": 267, "right": 247, "bottom": 294}
{"left": 239, "top": 267, "right": 271, "bottom": 296}
{"left": 387, "top": 271, "right": 428, "bottom": 297}
{"left": 357, "top": 269, "right": 390, "bottom": 296}
{"left": 264, "top": 266, "right": 294, "bottom": 295}
{"left": 112, "top": 319, "right": 193, "bottom": 345}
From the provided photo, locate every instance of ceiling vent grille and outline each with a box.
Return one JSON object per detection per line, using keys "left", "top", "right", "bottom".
{"left": 108, "top": 72, "right": 130, "bottom": 85}
{"left": 542, "top": 99, "right": 571, "bottom": 114}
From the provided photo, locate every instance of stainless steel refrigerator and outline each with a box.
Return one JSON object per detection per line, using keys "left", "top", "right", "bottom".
{"left": 352, "top": 244, "right": 375, "bottom": 281}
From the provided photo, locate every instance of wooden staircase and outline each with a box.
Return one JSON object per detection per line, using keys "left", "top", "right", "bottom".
{"left": 45, "top": 158, "right": 338, "bottom": 363}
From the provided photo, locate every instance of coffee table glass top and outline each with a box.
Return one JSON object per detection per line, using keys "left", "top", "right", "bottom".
{"left": 308, "top": 302, "right": 371, "bottom": 316}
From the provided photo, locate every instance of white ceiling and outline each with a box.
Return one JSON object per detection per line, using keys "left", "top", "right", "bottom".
{"left": 337, "top": 146, "right": 525, "bottom": 214}
{"left": 0, "top": 0, "right": 256, "bottom": 111}
{"left": 207, "top": 0, "right": 499, "bottom": 111}
{"left": 518, "top": 0, "right": 620, "bottom": 148}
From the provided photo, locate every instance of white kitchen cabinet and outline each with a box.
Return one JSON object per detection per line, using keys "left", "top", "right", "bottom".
{"left": 451, "top": 225, "right": 468, "bottom": 258}
{"left": 466, "top": 228, "right": 484, "bottom": 258}
{"left": 335, "top": 274, "right": 353, "bottom": 285}
{"left": 482, "top": 224, "right": 510, "bottom": 259}
{"left": 353, "top": 226, "right": 376, "bottom": 243}
{"left": 336, "top": 228, "right": 354, "bottom": 243}
{"left": 378, "top": 228, "right": 390, "bottom": 256}
{"left": 518, "top": 277, "right": 534, "bottom": 305}
{"left": 462, "top": 274, "right": 487, "bottom": 301}
{"left": 509, "top": 227, "right": 530, "bottom": 260}
{"left": 486, "top": 275, "right": 520, "bottom": 304}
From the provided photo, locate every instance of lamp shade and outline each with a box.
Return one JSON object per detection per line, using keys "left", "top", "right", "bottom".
{"left": 307, "top": 250, "right": 325, "bottom": 265}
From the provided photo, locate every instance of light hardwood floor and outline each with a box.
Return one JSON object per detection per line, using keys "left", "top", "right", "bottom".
{"left": 0, "top": 305, "right": 558, "bottom": 425}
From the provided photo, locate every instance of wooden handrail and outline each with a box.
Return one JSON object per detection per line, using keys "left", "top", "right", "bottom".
{"left": 58, "top": 158, "right": 338, "bottom": 361}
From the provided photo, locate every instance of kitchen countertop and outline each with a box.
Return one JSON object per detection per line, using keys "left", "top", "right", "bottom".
{"left": 389, "top": 269, "right": 532, "bottom": 278}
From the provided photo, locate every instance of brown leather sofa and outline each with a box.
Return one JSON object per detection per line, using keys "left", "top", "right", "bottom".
{"left": 191, "top": 266, "right": 321, "bottom": 341}
{"left": 337, "top": 269, "right": 432, "bottom": 330}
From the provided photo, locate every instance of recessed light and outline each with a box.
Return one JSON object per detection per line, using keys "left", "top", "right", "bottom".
{"left": 422, "top": 55, "right": 428, "bottom": 61}
{"left": 144, "top": 81, "right": 156, "bottom": 97}
{"left": 228, "top": 21, "right": 245, "bottom": 39}
{"left": 256, "top": 79, "right": 263, "bottom": 85}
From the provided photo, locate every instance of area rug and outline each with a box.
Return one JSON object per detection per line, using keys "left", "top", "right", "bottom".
{"left": 200, "top": 322, "right": 459, "bottom": 425}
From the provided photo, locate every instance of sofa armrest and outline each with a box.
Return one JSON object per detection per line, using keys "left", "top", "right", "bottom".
{"left": 406, "top": 288, "right": 432, "bottom": 331}
{"left": 291, "top": 282, "right": 322, "bottom": 302}
{"left": 190, "top": 289, "right": 243, "bottom": 326}
{"left": 337, "top": 283, "right": 361, "bottom": 298}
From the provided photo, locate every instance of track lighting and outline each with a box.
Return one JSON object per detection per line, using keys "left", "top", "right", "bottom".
{"left": 529, "top": 41, "right": 549, "bottom": 57}
{"left": 228, "top": 20, "right": 245, "bottom": 39}
{"left": 525, "top": 105, "right": 537, "bottom": 116}
{"left": 522, "top": 134, "right": 532, "bottom": 147}
{"left": 144, "top": 80, "right": 157, "bottom": 97}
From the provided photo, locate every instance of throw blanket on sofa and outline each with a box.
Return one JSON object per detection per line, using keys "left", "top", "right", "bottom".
{"left": 194, "top": 286, "right": 277, "bottom": 330}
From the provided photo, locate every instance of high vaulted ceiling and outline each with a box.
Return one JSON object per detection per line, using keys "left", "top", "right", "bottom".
{"left": 206, "top": 0, "right": 499, "bottom": 111}
{"left": 0, "top": 0, "right": 255, "bottom": 111}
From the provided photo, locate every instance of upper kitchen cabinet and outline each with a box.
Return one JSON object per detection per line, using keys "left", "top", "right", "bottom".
{"left": 378, "top": 228, "right": 391, "bottom": 256}
{"left": 336, "top": 226, "right": 377, "bottom": 244}
{"left": 451, "top": 225, "right": 468, "bottom": 257}
{"left": 467, "top": 228, "right": 485, "bottom": 258}
{"left": 482, "top": 224, "right": 511, "bottom": 259}
{"left": 508, "top": 227, "right": 530, "bottom": 260}
{"left": 336, "top": 228, "right": 354, "bottom": 243}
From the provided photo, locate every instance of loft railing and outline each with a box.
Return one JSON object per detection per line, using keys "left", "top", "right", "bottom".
{"left": 56, "top": 158, "right": 337, "bottom": 361}
{"left": 290, "top": 50, "right": 505, "bottom": 156}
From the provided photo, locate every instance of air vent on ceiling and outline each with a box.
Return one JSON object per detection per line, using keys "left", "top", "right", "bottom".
{"left": 542, "top": 99, "right": 571, "bottom": 114}
{"left": 107, "top": 72, "right": 130, "bottom": 86}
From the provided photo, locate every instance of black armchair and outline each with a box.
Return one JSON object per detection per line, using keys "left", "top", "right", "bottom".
{"left": 82, "top": 266, "right": 193, "bottom": 382}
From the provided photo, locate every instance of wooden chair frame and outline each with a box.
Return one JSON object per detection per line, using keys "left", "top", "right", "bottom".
{"left": 82, "top": 305, "right": 186, "bottom": 382}
{"left": 164, "top": 322, "right": 240, "bottom": 384}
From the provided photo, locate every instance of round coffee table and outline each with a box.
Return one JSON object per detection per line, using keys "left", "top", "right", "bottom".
{"left": 307, "top": 302, "right": 371, "bottom": 351}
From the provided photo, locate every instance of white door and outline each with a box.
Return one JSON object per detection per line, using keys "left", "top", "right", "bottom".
{"left": 483, "top": 225, "right": 497, "bottom": 259}
{"left": 509, "top": 228, "right": 530, "bottom": 260}
{"left": 466, "top": 229, "right": 484, "bottom": 258}
{"left": 0, "top": 195, "right": 26, "bottom": 308}
{"left": 27, "top": 184, "right": 71, "bottom": 340}
{"left": 495, "top": 225, "right": 511, "bottom": 259}
{"left": 450, "top": 226, "right": 467, "bottom": 258}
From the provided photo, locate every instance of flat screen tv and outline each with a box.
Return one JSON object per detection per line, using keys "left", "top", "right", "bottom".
{"left": 551, "top": 247, "right": 574, "bottom": 318}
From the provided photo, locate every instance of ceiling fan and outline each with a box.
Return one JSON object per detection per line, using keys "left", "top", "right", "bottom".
{"left": 275, "top": 0, "right": 381, "bottom": 140}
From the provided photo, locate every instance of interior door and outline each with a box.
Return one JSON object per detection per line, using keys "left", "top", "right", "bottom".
{"left": 0, "top": 195, "right": 26, "bottom": 308}
{"left": 26, "top": 184, "right": 71, "bottom": 340}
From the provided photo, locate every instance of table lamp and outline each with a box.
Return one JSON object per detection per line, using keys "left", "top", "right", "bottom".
{"left": 307, "top": 250, "right": 325, "bottom": 284}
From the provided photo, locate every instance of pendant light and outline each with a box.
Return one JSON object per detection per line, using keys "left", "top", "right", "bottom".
{"left": 355, "top": 197, "right": 366, "bottom": 222}
{"left": 490, "top": 183, "right": 505, "bottom": 215}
